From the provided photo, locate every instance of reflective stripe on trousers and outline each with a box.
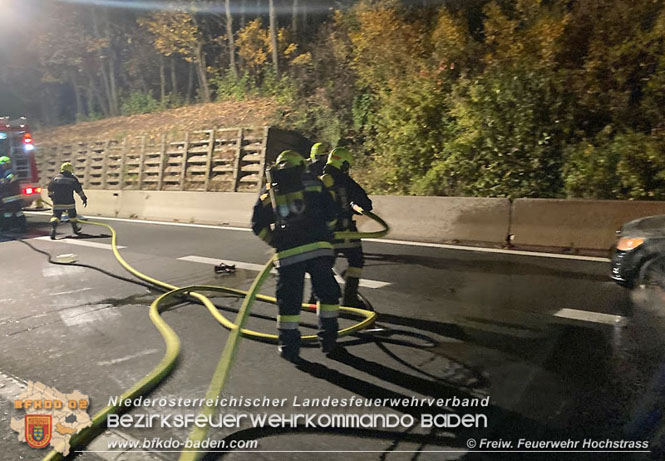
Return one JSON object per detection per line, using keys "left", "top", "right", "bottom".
{"left": 317, "top": 301, "right": 339, "bottom": 319}
{"left": 277, "top": 314, "right": 300, "bottom": 330}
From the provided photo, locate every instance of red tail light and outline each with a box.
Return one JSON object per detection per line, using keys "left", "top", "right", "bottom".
{"left": 23, "top": 133, "right": 33, "bottom": 144}
{"left": 24, "top": 187, "right": 33, "bottom": 195}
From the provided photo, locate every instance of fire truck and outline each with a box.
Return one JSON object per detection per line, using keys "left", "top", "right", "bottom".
{"left": 0, "top": 117, "right": 41, "bottom": 207}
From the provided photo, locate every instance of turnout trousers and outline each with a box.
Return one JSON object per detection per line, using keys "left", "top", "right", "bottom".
{"left": 50, "top": 204, "right": 81, "bottom": 233}
{"left": 276, "top": 255, "right": 341, "bottom": 359}
{"left": 335, "top": 243, "right": 365, "bottom": 307}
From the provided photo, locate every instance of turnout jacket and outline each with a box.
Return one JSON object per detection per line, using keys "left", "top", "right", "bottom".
{"left": 321, "top": 166, "right": 372, "bottom": 249}
{"left": 0, "top": 167, "right": 21, "bottom": 205}
{"left": 252, "top": 171, "right": 339, "bottom": 267}
{"left": 47, "top": 172, "right": 86, "bottom": 209}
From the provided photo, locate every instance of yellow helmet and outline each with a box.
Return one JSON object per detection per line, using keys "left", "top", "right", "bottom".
{"left": 326, "top": 147, "right": 353, "bottom": 172}
{"left": 310, "top": 142, "right": 331, "bottom": 161}
{"left": 60, "top": 162, "right": 74, "bottom": 173}
{"left": 0, "top": 156, "right": 10, "bottom": 165}
{"left": 275, "top": 150, "right": 305, "bottom": 170}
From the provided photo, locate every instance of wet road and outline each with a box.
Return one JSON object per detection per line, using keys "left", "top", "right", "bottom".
{"left": 1, "top": 213, "right": 663, "bottom": 460}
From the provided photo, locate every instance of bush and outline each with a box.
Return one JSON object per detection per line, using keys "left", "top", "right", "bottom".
{"left": 563, "top": 129, "right": 665, "bottom": 200}
{"left": 212, "top": 70, "right": 257, "bottom": 101}
{"left": 120, "top": 91, "right": 162, "bottom": 115}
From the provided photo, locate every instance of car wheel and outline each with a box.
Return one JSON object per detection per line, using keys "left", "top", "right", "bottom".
{"left": 635, "top": 256, "right": 665, "bottom": 310}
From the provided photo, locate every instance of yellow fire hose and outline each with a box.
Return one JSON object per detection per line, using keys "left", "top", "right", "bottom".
{"left": 42, "top": 209, "right": 389, "bottom": 461}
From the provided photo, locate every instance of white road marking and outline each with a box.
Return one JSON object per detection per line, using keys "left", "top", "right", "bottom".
{"left": 0, "top": 370, "right": 167, "bottom": 461}
{"left": 553, "top": 308, "right": 627, "bottom": 326}
{"left": 97, "top": 349, "right": 160, "bottom": 366}
{"left": 25, "top": 211, "right": 250, "bottom": 232}
{"left": 178, "top": 255, "right": 392, "bottom": 289}
{"left": 26, "top": 211, "right": 610, "bottom": 262}
{"left": 34, "top": 236, "right": 125, "bottom": 250}
{"left": 51, "top": 287, "right": 94, "bottom": 296}
{"left": 364, "top": 238, "right": 611, "bottom": 263}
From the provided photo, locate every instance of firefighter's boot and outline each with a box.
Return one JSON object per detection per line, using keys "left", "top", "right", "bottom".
{"left": 318, "top": 317, "right": 339, "bottom": 354}
{"left": 342, "top": 276, "right": 366, "bottom": 309}
{"left": 278, "top": 329, "right": 301, "bottom": 363}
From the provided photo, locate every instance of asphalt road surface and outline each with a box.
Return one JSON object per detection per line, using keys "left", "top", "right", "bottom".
{"left": 1, "top": 212, "right": 663, "bottom": 460}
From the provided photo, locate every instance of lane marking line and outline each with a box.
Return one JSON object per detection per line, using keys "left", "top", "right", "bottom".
{"left": 26, "top": 211, "right": 610, "bottom": 262}
{"left": 553, "top": 308, "right": 627, "bottom": 326}
{"left": 97, "top": 349, "right": 160, "bottom": 366}
{"left": 178, "top": 255, "right": 392, "bottom": 289}
{"left": 34, "top": 236, "right": 125, "bottom": 250}
{"left": 26, "top": 211, "right": 250, "bottom": 232}
{"left": 364, "top": 238, "right": 611, "bottom": 262}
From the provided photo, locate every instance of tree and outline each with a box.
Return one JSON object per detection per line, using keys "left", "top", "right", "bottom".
{"left": 139, "top": 9, "right": 211, "bottom": 102}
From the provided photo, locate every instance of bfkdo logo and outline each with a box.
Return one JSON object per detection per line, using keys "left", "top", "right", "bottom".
{"left": 25, "top": 415, "right": 52, "bottom": 449}
{"left": 10, "top": 381, "right": 92, "bottom": 456}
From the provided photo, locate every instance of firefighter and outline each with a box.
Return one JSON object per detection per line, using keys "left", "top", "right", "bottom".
{"left": 252, "top": 150, "right": 341, "bottom": 362}
{"left": 308, "top": 141, "right": 331, "bottom": 177}
{"left": 47, "top": 162, "right": 87, "bottom": 240}
{"left": 0, "top": 156, "right": 26, "bottom": 233}
{"left": 320, "top": 147, "right": 373, "bottom": 309}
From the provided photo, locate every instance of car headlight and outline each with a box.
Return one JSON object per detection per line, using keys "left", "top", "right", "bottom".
{"left": 617, "top": 237, "right": 645, "bottom": 251}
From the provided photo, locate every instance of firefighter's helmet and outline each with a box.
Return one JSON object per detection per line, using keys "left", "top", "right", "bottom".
{"left": 275, "top": 150, "right": 305, "bottom": 170}
{"left": 326, "top": 147, "right": 353, "bottom": 172}
{"left": 60, "top": 162, "right": 74, "bottom": 173}
{"left": 310, "top": 142, "right": 331, "bottom": 161}
{"left": 0, "top": 156, "right": 10, "bottom": 165}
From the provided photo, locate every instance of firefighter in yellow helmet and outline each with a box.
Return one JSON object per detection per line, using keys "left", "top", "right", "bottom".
{"left": 47, "top": 162, "right": 87, "bottom": 240}
{"left": 307, "top": 141, "right": 331, "bottom": 177}
{"left": 252, "top": 150, "right": 341, "bottom": 362}
{"left": 320, "top": 147, "right": 373, "bottom": 309}
{"left": 0, "top": 156, "right": 26, "bottom": 233}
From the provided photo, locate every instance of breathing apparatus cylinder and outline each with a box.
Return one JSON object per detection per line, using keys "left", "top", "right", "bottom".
{"left": 266, "top": 165, "right": 307, "bottom": 231}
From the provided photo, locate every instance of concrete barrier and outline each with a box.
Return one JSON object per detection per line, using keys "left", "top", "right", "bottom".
{"left": 511, "top": 199, "right": 665, "bottom": 251}
{"left": 42, "top": 190, "right": 256, "bottom": 228}
{"left": 357, "top": 195, "right": 511, "bottom": 245}
{"left": 39, "top": 190, "right": 665, "bottom": 252}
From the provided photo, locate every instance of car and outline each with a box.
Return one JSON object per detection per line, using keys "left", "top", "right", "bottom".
{"left": 611, "top": 215, "right": 665, "bottom": 289}
{"left": 0, "top": 117, "right": 42, "bottom": 208}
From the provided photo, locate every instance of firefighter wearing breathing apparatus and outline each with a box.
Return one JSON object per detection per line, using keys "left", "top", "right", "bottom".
{"left": 47, "top": 162, "right": 87, "bottom": 240}
{"left": 307, "top": 141, "right": 331, "bottom": 177}
{"left": 320, "top": 147, "right": 373, "bottom": 309}
{"left": 251, "top": 150, "right": 341, "bottom": 362}
{"left": 0, "top": 156, "right": 26, "bottom": 233}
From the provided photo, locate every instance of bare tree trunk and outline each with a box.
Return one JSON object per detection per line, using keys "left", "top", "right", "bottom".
{"left": 186, "top": 63, "right": 194, "bottom": 104}
{"left": 269, "top": 0, "right": 279, "bottom": 76}
{"left": 159, "top": 56, "right": 166, "bottom": 103}
{"left": 71, "top": 72, "right": 83, "bottom": 118}
{"left": 104, "top": 9, "right": 119, "bottom": 115}
{"left": 240, "top": 0, "right": 246, "bottom": 28}
{"left": 225, "top": 0, "right": 238, "bottom": 78}
{"left": 87, "top": 70, "right": 109, "bottom": 117}
{"left": 109, "top": 56, "right": 119, "bottom": 115}
{"left": 195, "top": 43, "right": 211, "bottom": 102}
{"left": 292, "top": 0, "right": 298, "bottom": 34}
{"left": 91, "top": 9, "right": 115, "bottom": 116}
{"left": 170, "top": 58, "right": 178, "bottom": 96}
